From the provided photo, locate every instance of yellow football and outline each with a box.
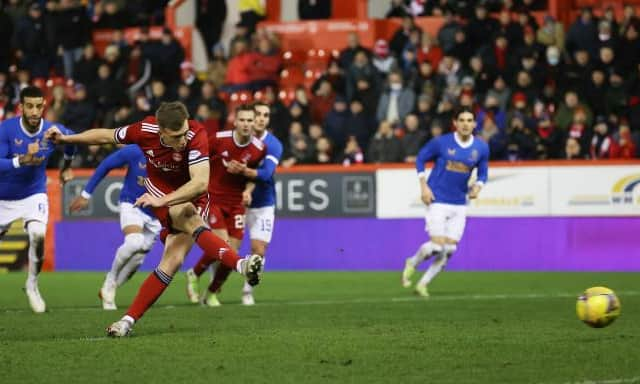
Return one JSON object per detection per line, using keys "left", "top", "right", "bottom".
{"left": 576, "top": 286, "right": 621, "bottom": 328}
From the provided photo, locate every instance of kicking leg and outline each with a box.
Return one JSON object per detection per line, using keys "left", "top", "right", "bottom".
{"left": 402, "top": 240, "right": 444, "bottom": 288}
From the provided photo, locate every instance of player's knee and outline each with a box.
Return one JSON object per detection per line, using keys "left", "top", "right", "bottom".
{"left": 444, "top": 243, "right": 457, "bottom": 255}
{"left": 124, "top": 233, "right": 146, "bottom": 252}
{"left": 141, "top": 233, "right": 156, "bottom": 252}
{"left": 428, "top": 241, "right": 444, "bottom": 254}
{"left": 27, "top": 221, "right": 46, "bottom": 243}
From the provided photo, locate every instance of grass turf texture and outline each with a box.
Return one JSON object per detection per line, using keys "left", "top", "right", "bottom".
{"left": 1, "top": 271, "right": 639, "bottom": 384}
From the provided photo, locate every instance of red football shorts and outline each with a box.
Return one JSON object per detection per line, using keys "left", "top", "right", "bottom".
{"left": 156, "top": 194, "right": 210, "bottom": 243}
{"left": 208, "top": 204, "right": 246, "bottom": 240}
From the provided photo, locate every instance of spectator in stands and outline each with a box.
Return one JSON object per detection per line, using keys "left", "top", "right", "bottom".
{"left": 584, "top": 67, "right": 607, "bottom": 118}
{"left": 282, "top": 121, "right": 314, "bottom": 167}
{"left": 606, "top": 71, "right": 628, "bottom": 117}
{"left": 536, "top": 15, "right": 564, "bottom": 52}
{"left": 90, "top": 63, "right": 127, "bottom": 123}
{"left": 197, "top": 80, "right": 226, "bottom": 129}
{"left": 415, "top": 93, "right": 434, "bottom": 131}
{"left": 376, "top": 70, "right": 415, "bottom": 126}
{"left": 4, "top": 0, "right": 27, "bottom": 26}
{"left": 563, "top": 48, "right": 591, "bottom": 92}
{"left": 196, "top": 0, "right": 227, "bottom": 59}
{"left": 323, "top": 96, "right": 349, "bottom": 152}
{"left": 308, "top": 123, "right": 324, "bottom": 142}
{"left": 390, "top": 15, "right": 420, "bottom": 61}
{"left": 497, "top": 9, "right": 523, "bottom": 48}
{"left": 95, "top": 0, "right": 128, "bottom": 29}
{"left": 618, "top": 23, "right": 640, "bottom": 76}
{"left": 0, "top": 6, "right": 13, "bottom": 73}
{"left": 298, "top": 0, "right": 331, "bottom": 20}
{"left": 448, "top": 28, "right": 473, "bottom": 68}
{"left": 346, "top": 50, "right": 379, "bottom": 102}
{"left": 465, "top": 55, "right": 492, "bottom": 100}
{"left": 155, "top": 27, "right": 185, "bottom": 88}
{"left": 416, "top": 32, "right": 443, "bottom": 70}
{"left": 367, "top": 120, "right": 404, "bottom": 163}
{"left": 620, "top": 5, "right": 639, "bottom": 37}
{"left": 479, "top": 34, "right": 518, "bottom": 82}
{"left": 513, "top": 69, "right": 539, "bottom": 104}
{"left": 310, "top": 78, "right": 335, "bottom": 124}
{"left": 223, "top": 40, "right": 252, "bottom": 91}
{"left": 341, "top": 135, "right": 364, "bottom": 166}
{"left": 565, "top": 7, "right": 598, "bottom": 58}
{"left": 428, "top": 118, "right": 445, "bottom": 140}
{"left": 611, "top": 122, "right": 638, "bottom": 159}
{"left": 13, "top": 2, "right": 50, "bottom": 78}
{"left": 103, "top": 102, "right": 138, "bottom": 129}
{"left": 194, "top": 103, "right": 219, "bottom": 136}
{"left": 351, "top": 75, "right": 379, "bottom": 116}
{"left": 590, "top": 116, "right": 615, "bottom": 159}
{"left": 263, "top": 86, "right": 290, "bottom": 140}
{"left": 412, "top": 60, "right": 439, "bottom": 102}
{"left": 149, "top": 80, "right": 171, "bottom": 111}
{"left": 562, "top": 137, "right": 586, "bottom": 159}
{"left": 506, "top": 114, "right": 537, "bottom": 161}
{"left": 48, "top": 84, "right": 67, "bottom": 123}
{"left": 596, "top": 20, "right": 618, "bottom": 53}
{"left": 436, "top": 55, "right": 462, "bottom": 99}
{"left": 534, "top": 105, "right": 563, "bottom": 158}
{"left": 50, "top": 0, "right": 91, "bottom": 79}
{"left": 312, "top": 136, "right": 334, "bottom": 164}
{"left": 345, "top": 98, "right": 375, "bottom": 152}
{"left": 238, "top": 0, "right": 265, "bottom": 35}
{"left": 289, "top": 100, "right": 311, "bottom": 129}
{"left": 466, "top": 2, "right": 498, "bottom": 49}
{"left": 73, "top": 43, "right": 103, "bottom": 87}
{"left": 372, "top": 39, "right": 397, "bottom": 80}
{"left": 126, "top": 43, "right": 152, "bottom": 97}
{"left": 246, "top": 35, "right": 282, "bottom": 89}
{"left": 437, "top": 10, "right": 462, "bottom": 54}
{"left": 555, "top": 90, "right": 593, "bottom": 131}
{"left": 339, "top": 32, "right": 370, "bottom": 69}
{"left": 103, "top": 44, "right": 126, "bottom": 84}
{"left": 386, "top": 0, "right": 410, "bottom": 18}
{"left": 61, "top": 83, "right": 96, "bottom": 133}
{"left": 478, "top": 109, "right": 508, "bottom": 160}
{"left": 402, "top": 113, "right": 428, "bottom": 163}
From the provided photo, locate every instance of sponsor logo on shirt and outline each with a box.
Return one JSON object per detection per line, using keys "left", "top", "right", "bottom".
{"left": 146, "top": 149, "right": 154, "bottom": 157}
{"left": 447, "top": 148, "right": 456, "bottom": 156}
{"left": 14, "top": 138, "right": 23, "bottom": 146}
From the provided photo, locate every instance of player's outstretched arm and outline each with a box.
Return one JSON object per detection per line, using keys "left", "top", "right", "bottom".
{"left": 136, "top": 161, "right": 209, "bottom": 208}
{"left": 469, "top": 147, "right": 490, "bottom": 199}
{"left": 45, "top": 127, "right": 116, "bottom": 146}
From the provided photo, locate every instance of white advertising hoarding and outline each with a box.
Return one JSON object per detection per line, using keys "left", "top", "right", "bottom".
{"left": 550, "top": 165, "right": 640, "bottom": 216}
{"left": 377, "top": 165, "right": 640, "bottom": 218}
{"left": 376, "top": 167, "right": 550, "bottom": 218}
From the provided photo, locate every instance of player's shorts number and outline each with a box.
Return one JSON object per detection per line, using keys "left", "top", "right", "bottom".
{"left": 234, "top": 214, "right": 244, "bottom": 229}
{"left": 260, "top": 218, "right": 272, "bottom": 233}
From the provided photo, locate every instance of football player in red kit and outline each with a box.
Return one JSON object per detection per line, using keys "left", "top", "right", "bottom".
{"left": 186, "top": 104, "right": 266, "bottom": 305}
{"left": 45, "top": 102, "right": 263, "bottom": 336}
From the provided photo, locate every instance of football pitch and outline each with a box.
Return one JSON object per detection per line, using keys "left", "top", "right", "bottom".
{"left": 1, "top": 271, "right": 639, "bottom": 384}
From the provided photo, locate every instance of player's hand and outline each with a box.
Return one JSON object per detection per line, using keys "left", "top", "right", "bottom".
{"left": 421, "top": 185, "right": 434, "bottom": 206}
{"left": 226, "top": 160, "right": 247, "bottom": 175}
{"left": 44, "top": 126, "right": 67, "bottom": 144}
{"left": 468, "top": 184, "right": 482, "bottom": 199}
{"left": 60, "top": 168, "right": 74, "bottom": 185}
{"left": 242, "top": 190, "right": 252, "bottom": 207}
{"left": 17, "top": 153, "right": 46, "bottom": 166}
{"left": 70, "top": 196, "right": 89, "bottom": 212}
{"left": 134, "top": 193, "right": 165, "bottom": 208}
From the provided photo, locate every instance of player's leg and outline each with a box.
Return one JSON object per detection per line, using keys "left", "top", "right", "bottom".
{"left": 403, "top": 203, "right": 446, "bottom": 288}
{"left": 242, "top": 206, "right": 274, "bottom": 305}
{"left": 21, "top": 193, "right": 49, "bottom": 313}
{"left": 185, "top": 204, "right": 229, "bottom": 303}
{"left": 176, "top": 202, "right": 262, "bottom": 290}
{"left": 115, "top": 217, "right": 161, "bottom": 287}
{"left": 204, "top": 233, "right": 242, "bottom": 306}
{"left": 107, "top": 232, "right": 193, "bottom": 337}
{"left": 415, "top": 204, "right": 465, "bottom": 296}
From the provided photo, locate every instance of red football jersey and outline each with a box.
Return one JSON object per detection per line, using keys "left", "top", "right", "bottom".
{"left": 113, "top": 116, "right": 210, "bottom": 197}
{"left": 209, "top": 130, "right": 266, "bottom": 206}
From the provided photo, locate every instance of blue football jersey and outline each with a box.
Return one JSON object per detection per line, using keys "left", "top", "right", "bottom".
{"left": 416, "top": 133, "right": 489, "bottom": 205}
{"left": 250, "top": 131, "right": 283, "bottom": 208}
{"left": 83, "top": 145, "right": 154, "bottom": 217}
{"left": 0, "top": 117, "right": 75, "bottom": 200}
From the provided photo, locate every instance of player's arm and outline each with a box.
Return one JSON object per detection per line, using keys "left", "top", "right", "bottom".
{"left": 229, "top": 141, "right": 282, "bottom": 181}
{"left": 242, "top": 181, "right": 256, "bottom": 207}
{"left": 0, "top": 125, "right": 44, "bottom": 170}
{"left": 415, "top": 138, "right": 439, "bottom": 205}
{"left": 136, "top": 161, "right": 209, "bottom": 208}
{"left": 469, "top": 146, "right": 489, "bottom": 199}
{"left": 59, "top": 125, "right": 78, "bottom": 184}
{"left": 45, "top": 127, "right": 117, "bottom": 146}
{"left": 70, "top": 147, "right": 130, "bottom": 211}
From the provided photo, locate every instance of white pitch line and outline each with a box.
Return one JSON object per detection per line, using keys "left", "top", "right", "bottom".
{"left": 2, "top": 291, "right": 640, "bottom": 314}
{"left": 556, "top": 376, "right": 640, "bottom": 384}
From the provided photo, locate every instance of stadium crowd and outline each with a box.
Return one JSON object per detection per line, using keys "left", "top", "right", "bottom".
{"left": 1, "top": 0, "right": 639, "bottom": 168}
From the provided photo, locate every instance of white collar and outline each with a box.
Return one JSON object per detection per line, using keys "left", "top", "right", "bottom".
{"left": 233, "top": 130, "right": 251, "bottom": 147}
{"left": 19, "top": 117, "right": 44, "bottom": 138}
{"left": 257, "top": 130, "right": 268, "bottom": 141}
{"left": 454, "top": 132, "right": 474, "bottom": 148}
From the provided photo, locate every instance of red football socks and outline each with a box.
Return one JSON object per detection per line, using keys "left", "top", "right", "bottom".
{"left": 126, "top": 268, "right": 172, "bottom": 321}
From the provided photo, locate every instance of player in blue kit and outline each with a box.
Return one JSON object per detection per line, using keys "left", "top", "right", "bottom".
{"left": 0, "top": 86, "right": 75, "bottom": 313}
{"left": 70, "top": 145, "right": 161, "bottom": 310}
{"left": 226, "top": 101, "right": 283, "bottom": 305}
{"left": 402, "top": 107, "right": 489, "bottom": 297}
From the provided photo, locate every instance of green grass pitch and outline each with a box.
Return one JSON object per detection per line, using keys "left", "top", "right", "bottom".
{"left": 1, "top": 271, "right": 639, "bottom": 384}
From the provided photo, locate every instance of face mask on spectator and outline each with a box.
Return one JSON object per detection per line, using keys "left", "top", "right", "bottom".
{"left": 390, "top": 83, "right": 402, "bottom": 91}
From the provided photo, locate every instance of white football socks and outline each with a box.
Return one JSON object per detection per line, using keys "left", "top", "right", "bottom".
{"left": 407, "top": 241, "right": 443, "bottom": 267}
